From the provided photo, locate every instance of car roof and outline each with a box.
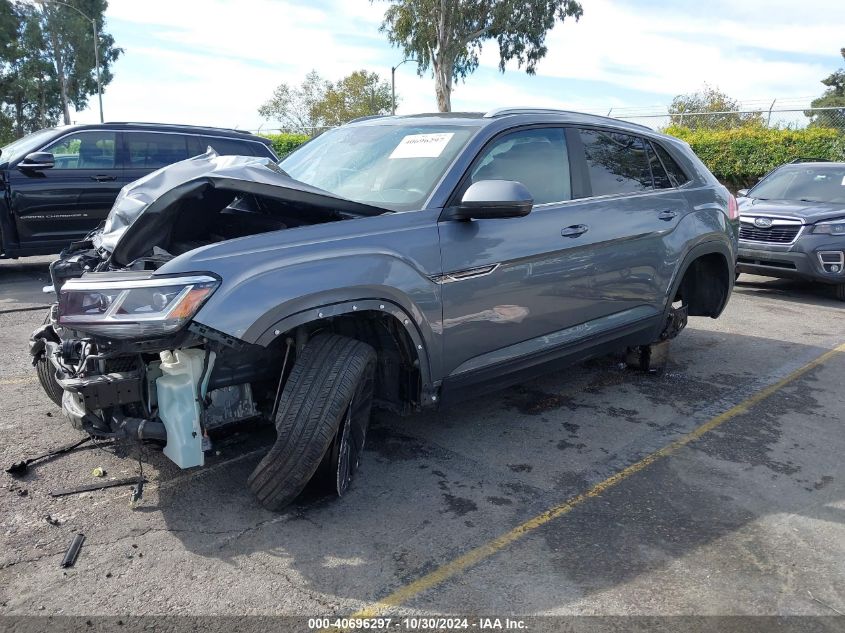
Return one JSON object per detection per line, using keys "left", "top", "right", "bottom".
{"left": 40, "top": 122, "right": 271, "bottom": 143}
{"left": 347, "top": 107, "right": 660, "bottom": 137}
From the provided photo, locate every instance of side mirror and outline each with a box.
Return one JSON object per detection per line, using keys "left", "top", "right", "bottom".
{"left": 737, "top": 188, "right": 749, "bottom": 197}
{"left": 446, "top": 180, "right": 533, "bottom": 221}
{"left": 19, "top": 152, "right": 55, "bottom": 170}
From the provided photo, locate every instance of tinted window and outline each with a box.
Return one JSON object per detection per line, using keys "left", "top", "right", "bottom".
{"left": 127, "top": 133, "right": 189, "bottom": 168}
{"left": 646, "top": 141, "right": 672, "bottom": 189}
{"left": 470, "top": 128, "right": 571, "bottom": 204}
{"left": 579, "top": 129, "right": 652, "bottom": 196}
{"left": 43, "top": 131, "right": 116, "bottom": 169}
{"left": 201, "top": 137, "right": 257, "bottom": 156}
{"left": 651, "top": 142, "right": 689, "bottom": 187}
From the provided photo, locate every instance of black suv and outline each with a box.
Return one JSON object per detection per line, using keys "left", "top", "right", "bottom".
{"left": 0, "top": 123, "right": 277, "bottom": 258}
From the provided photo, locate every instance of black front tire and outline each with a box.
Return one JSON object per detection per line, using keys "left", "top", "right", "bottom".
{"left": 836, "top": 283, "right": 845, "bottom": 302}
{"left": 36, "top": 357, "right": 63, "bottom": 408}
{"left": 248, "top": 333, "right": 376, "bottom": 511}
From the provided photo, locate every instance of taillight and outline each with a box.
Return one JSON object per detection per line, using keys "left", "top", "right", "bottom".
{"left": 727, "top": 193, "right": 739, "bottom": 220}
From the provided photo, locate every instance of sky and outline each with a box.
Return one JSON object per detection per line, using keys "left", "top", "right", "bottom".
{"left": 69, "top": 0, "right": 845, "bottom": 132}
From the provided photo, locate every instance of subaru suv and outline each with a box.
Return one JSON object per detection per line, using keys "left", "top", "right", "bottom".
{"left": 29, "top": 109, "right": 738, "bottom": 510}
{"left": 736, "top": 160, "right": 845, "bottom": 300}
{"left": 0, "top": 122, "right": 277, "bottom": 258}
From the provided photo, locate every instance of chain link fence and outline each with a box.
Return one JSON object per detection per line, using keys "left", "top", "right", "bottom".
{"left": 609, "top": 107, "right": 845, "bottom": 133}
{"left": 248, "top": 105, "right": 845, "bottom": 136}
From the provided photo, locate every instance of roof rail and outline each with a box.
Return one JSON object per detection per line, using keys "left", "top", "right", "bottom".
{"left": 105, "top": 122, "right": 244, "bottom": 134}
{"left": 347, "top": 114, "right": 390, "bottom": 124}
{"left": 787, "top": 157, "right": 832, "bottom": 164}
{"left": 483, "top": 107, "right": 654, "bottom": 132}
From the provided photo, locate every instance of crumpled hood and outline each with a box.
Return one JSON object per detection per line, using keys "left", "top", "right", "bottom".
{"left": 738, "top": 197, "right": 845, "bottom": 224}
{"left": 92, "top": 149, "right": 387, "bottom": 263}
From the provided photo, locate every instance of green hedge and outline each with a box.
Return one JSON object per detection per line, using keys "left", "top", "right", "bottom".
{"left": 263, "top": 133, "right": 310, "bottom": 158}
{"left": 664, "top": 125, "right": 845, "bottom": 190}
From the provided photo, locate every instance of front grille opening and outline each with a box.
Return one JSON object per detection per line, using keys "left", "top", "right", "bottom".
{"left": 739, "top": 225, "right": 801, "bottom": 244}
{"left": 737, "top": 257, "right": 797, "bottom": 270}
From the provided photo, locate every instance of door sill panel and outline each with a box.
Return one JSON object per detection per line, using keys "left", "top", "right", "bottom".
{"left": 439, "top": 311, "right": 662, "bottom": 407}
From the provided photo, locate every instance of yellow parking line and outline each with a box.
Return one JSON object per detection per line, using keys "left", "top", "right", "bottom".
{"left": 348, "top": 342, "right": 845, "bottom": 619}
{"left": 0, "top": 376, "right": 38, "bottom": 386}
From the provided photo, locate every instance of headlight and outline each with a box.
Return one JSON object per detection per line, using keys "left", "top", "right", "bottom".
{"left": 811, "top": 219, "right": 845, "bottom": 235}
{"left": 58, "top": 274, "right": 218, "bottom": 339}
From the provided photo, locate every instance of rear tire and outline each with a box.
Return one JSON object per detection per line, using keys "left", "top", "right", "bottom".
{"left": 836, "top": 283, "right": 845, "bottom": 302}
{"left": 248, "top": 333, "right": 376, "bottom": 511}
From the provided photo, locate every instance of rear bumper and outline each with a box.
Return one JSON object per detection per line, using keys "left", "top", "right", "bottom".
{"left": 737, "top": 234, "right": 845, "bottom": 285}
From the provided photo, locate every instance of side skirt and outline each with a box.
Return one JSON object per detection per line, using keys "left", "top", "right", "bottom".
{"left": 437, "top": 315, "right": 662, "bottom": 407}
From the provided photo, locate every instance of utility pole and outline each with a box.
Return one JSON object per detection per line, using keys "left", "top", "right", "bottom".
{"left": 391, "top": 58, "right": 416, "bottom": 116}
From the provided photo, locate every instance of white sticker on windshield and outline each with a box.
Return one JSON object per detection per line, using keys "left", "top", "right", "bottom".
{"left": 841, "top": 175, "right": 845, "bottom": 186}
{"left": 389, "top": 133, "right": 455, "bottom": 159}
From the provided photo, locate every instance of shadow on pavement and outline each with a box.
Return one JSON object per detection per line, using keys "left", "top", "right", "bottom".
{"left": 147, "top": 329, "right": 843, "bottom": 610}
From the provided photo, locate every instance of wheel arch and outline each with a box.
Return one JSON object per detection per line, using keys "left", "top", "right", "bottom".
{"left": 251, "top": 298, "right": 437, "bottom": 410}
{"left": 667, "top": 240, "right": 735, "bottom": 319}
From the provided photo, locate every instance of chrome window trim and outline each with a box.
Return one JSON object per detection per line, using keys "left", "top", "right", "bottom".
{"left": 36, "top": 128, "right": 270, "bottom": 159}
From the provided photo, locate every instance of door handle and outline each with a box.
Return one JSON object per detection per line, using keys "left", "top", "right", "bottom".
{"left": 658, "top": 209, "right": 678, "bottom": 221}
{"left": 561, "top": 224, "right": 589, "bottom": 238}
{"left": 90, "top": 174, "right": 116, "bottom": 182}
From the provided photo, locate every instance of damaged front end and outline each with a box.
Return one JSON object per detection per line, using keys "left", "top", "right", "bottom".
{"left": 30, "top": 275, "right": 278, "bottom": 468}
{"left": 29, "top": 150, "right": 387, "bottom": 469}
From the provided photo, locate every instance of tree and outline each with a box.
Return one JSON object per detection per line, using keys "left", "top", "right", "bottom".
{"left": 315, "top": 70, "right": 393, "bottom": 126}
{"left": 376, "top": 0, "right": 583, "bottom": 112}
{"left": 668, "top": 84, "right": 762, "bottom": 130}
{"left": 258, "top": 69, "right": 394, "bottom": 133}
{"left": 806, "top": 48, "right": 845, "bottom": 128}
{"left": 0, "top": 0, "right": 121, "bottom": 137}
{"left": 38, "top": 0, "right": 121, "bottom": 125}
{"left": 258, "top": 70, "right": 327, "bottom": 134}
{"left": 0, "top": 0, "right": 63, "bottom": 137}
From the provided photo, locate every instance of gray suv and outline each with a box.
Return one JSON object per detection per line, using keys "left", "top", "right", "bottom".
{"left": 29, "top": 108, "right": 738, "bottom": 510}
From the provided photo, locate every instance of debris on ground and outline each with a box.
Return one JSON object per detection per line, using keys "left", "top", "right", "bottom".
{"left": 6, "top": 437, "right": 92, "bottom": 476}
{"left": 60, "top": 533, "right": 85, "bottom": 568}
{"left": 44, "top": 514, "right": 60, "bottom": 526}
{"left": 91, "top": 467, "right": 106, "bottom": 478}
{"left": 50, "top": 477, "right": 146, "bottom": 498}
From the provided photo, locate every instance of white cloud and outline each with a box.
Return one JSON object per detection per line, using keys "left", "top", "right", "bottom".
{"left": 72, "top": 0, "right": 844, "bottom": 128}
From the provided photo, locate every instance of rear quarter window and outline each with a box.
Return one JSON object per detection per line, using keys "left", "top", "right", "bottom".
{"left": 198, "top": 137, "right": 261, "bottom": 157}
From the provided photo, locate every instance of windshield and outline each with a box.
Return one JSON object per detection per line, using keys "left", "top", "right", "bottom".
{"left": 0, "top": 128, "right": 58, "bottom": 165}
{"left": 279, "top": 123, "right": 479, "bottom": 211}
{"left": 750, "top": 165, "right": 845, "bottom": 204}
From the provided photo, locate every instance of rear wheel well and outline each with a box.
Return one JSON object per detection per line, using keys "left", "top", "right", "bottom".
{"left": 272, "top": 311, "right": 422, "bottom": 415}
{"left": 674, "top": 252, "right": 731, "bottom": 317}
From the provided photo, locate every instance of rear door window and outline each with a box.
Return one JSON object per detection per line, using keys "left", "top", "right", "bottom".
{"left": 650, "top": 141, "right": 689, "bottom": 187}
{"left": 127, "top": 133, "right": 189, "bottom": 168}
{"left": 578, "top": 129, "right": 653, "bottom": 196}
